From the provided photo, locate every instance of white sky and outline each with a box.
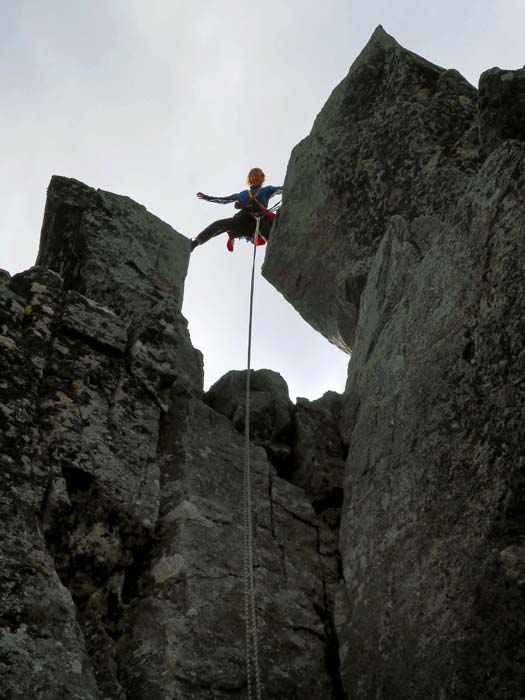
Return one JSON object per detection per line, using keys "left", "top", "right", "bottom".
{"left": 2, "top": 0, "right": 524, "bottom": 400}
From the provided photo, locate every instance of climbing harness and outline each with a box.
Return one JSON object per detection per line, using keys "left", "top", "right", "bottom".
{"left": 227, "top": 200, "right": 282, "bottom": 252}
{"left": 243, "top": 216, "right": 263, "bottom": 700}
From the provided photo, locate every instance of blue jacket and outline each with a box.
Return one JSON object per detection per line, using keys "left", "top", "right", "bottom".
{"left": 201, "top": 184, "right": 283, "bottom": 209}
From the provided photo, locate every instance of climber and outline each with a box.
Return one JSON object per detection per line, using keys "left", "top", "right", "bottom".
{"left": 191, "top": 168, "right": 282, "bottom": 252}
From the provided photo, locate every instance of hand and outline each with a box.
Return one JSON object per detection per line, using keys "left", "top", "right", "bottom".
{"left": 196, "top": 192, "right": 205, "bottom": 199}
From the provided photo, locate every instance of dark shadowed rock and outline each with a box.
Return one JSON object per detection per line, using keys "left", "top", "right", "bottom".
{"left": 479, "top": 66, "right": 525, "bottom": 153}
{"left": 205, "top": 369, "right": 295, "bottom": 473}
{"left": 263, "top": 25, "right": 481, "bottom": 353}
{"left": 0, "top": 268, "right": 100, "bottom": 699}
{"left": 36, "top": 176, "right": 189, "bottom": 326}
{"left": 1, "top": 175, "right": 206, "bottom": 698}
{"left": 290, "top": 391, "right": 346, "bottom": 694}
{"left": 291, "top": 391, "right": 345, "bottom": 513}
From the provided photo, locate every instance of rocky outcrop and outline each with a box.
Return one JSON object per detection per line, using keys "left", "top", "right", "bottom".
{"left": 263, "top": 24, "right": 525, "bottom": 700}
{"left": 263, "top": 25, "right": 482, "bottom": 353}
{"left": 1, "top": 177, "right": 344, "bottom": 699}
{"left": 36, "top": 176, "right": 189, "bottom": 324}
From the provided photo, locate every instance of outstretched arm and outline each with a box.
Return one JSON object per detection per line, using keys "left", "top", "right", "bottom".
{"left": 264, "top": 186, "right": 283, "bottom": 198}
{"left": 196, "top": 192, "right": 240, "bottom": 204}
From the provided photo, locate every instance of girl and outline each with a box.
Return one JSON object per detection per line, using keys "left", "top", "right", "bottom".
{"left": 191, "top": 168, "right": 282, "bottom": 251}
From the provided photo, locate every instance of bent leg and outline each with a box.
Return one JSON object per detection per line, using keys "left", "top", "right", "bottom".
{"left": 196, "top": 211, "right": 256, "bottom": 245}
{"left": 196, "top": 216, "right": 238, "bottom": 244}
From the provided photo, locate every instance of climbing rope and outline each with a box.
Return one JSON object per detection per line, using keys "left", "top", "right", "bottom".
{"left": 243, "top": 216, "right": 263, "bottom": 700}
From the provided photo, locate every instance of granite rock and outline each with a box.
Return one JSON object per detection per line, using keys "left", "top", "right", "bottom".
{"left": 117, "top": 396, "right": 337, "bottom": 699}
{"left": 36, "top": 176, "right": 189, "bottom": 325}
{"left": 205, "top": 369, "right": 295, "bottom": 474}
{"left": 0, "top": 268, "right": 100, "bottom": 700}
{"left": 336, "top": 141, "right": 525, "bottom": 699}
{"left": 263, "top": 25, "right": 481, "bottom": 353}
{"left": 1, "top": 179, "right": 343, "bottom": 698}
{"left": 261, "top": 25, "right": 525, "bottom": 699}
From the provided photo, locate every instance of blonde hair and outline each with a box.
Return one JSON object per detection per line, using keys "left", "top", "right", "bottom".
{"left": 247, "top": 168, "right": 265, "bottom": 184}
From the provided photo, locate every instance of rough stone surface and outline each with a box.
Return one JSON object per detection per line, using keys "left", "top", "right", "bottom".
{"left": 291, "top": 391, "right": 346, "bottom": 513}
{"left": 206, "top": 375, "right": 346, "bottom": 692}
{"left": 260, "top": 25, "right": 525, "bottom": 700}
{"left": 479, "top": 66, "right": 525, "bottom": 153}
{"left": 1, "top": 179, "right": 343, "bottom": 698}
{"left": 205, "top": 369, "right": 295, "bottom": 474}
{"left": 117, "top": 396, "right": 337, "bottom": 699}
{"left": 36, "top": 176, "right": 190, "bottom": 325}
{"left": 0, "top": 268, "right": 100, "bottom": 699}
{"left": 263, "top": 25, "right": 481, "bottom": 353}
{"left": 6, "top": 26, "right": 525, "bottom": 699}
{"left": 128, "top": 296, "right": 204, "bottom": 411}
{"left": 336, "top": 141, "right": 525, "bottom": 699}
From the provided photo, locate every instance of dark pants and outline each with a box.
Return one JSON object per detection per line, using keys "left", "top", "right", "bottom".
{"left": 196, "top": 210, "right": 271, "bottom": 245}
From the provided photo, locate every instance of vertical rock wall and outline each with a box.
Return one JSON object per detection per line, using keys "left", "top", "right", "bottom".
{"left": 263, "top": 25, "right": 525, "bottom": 700}
{"left": 338, "top": 143, "right": 525, "bottom": 699}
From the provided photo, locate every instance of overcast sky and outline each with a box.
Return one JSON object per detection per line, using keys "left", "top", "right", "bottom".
{"left": 2, "top": 0, "right": 524, "bottom": 400}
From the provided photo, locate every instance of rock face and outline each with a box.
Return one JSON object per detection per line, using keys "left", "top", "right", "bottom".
{"left": 0, "top": 267, "right": 100, "bottom": 700}
{"left": 117, "top": 396, "right": 335, "bottom": 699}
{"left": 338, "top": 143, "right": 525, "bottom": 699}
{"left": 264, "top": 25, "right": 525, "bottom": 700}
{"left": 36, "top": 176, "right": 189, "bottom": 324}
{"left": 206, "top": 371, "right": 346, "bottom": 697}
{"left": 263, "top": 25, "right": 481, "bottom": 353}
{"left": 1, "top": 177, "right": 344, "bottom": 699}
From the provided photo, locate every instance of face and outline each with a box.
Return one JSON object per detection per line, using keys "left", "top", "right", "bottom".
{"left": 249, "top": 169, "right": 264, "bottom": 186}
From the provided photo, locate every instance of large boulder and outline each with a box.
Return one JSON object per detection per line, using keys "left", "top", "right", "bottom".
{"left": 205, "top": 369, "right": 295, "bottom": 474}
{"left": 263, "top": 25, "right": 481, "bottom": 353}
